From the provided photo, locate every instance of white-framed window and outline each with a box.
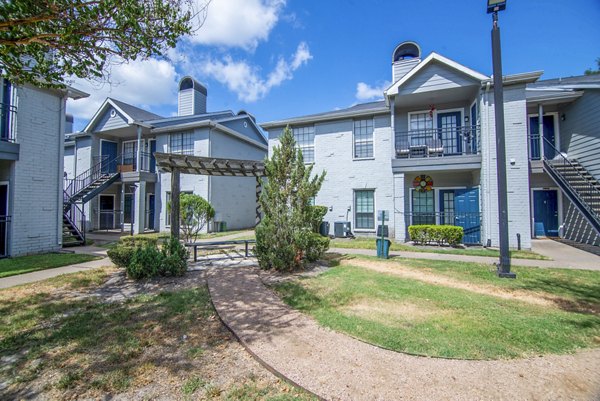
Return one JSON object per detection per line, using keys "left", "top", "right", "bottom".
{"left": 411, "top": 189, "right": 435, "bottom": 225}
{"left": 169, "top": 132, "right": 194, "bottom": 155}
{"left": 353, "top": 119, "right": 374, "bottom": 158}
{"left": 292, "top": 126, "right": 315, "bottom": 163}
{"left": 354, "top": 190, "right": 375, "bottom": 230}
{"left": 409, "top": 112, "right": 434, "bottom": 132}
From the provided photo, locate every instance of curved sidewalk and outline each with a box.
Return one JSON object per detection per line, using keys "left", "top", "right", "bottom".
{"left": 207, "top": 265, "right": 600, "bottom": 401}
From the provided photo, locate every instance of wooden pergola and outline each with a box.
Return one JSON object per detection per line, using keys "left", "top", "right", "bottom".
{"left": 154, "top": 152, "right": 266, "bottom": 239}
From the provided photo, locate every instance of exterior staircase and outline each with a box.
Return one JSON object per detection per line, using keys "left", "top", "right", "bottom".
{"left": 62, "top": 155, "right": 121, "bottom": 246}
{"left": 542, "top": 138, "right": 600, "bottom": 243}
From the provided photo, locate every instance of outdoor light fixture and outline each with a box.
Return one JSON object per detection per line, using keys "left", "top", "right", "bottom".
{"left": 488, "top": 0, "right": 515, "bottom": 278}
{"left": 464, "top": 116, "right": 470, "bottom": 123}
{"left": 487, "top": 0, "right": 506, "bottom": 13}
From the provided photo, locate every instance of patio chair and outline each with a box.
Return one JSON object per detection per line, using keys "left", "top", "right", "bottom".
{"left": 426, "top": 138, "right": 444, "bottom": 157}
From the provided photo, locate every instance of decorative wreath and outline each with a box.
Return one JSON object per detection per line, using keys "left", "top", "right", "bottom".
{"left": 413, "top": 175, "right": 434, "bottom": 192}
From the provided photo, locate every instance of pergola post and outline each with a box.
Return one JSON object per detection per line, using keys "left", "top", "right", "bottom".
{"left": 255, "top": 176, "right": 262, "bottom": 225}
{"left": 171, "top": 168, "right": 180, "bottom": 239}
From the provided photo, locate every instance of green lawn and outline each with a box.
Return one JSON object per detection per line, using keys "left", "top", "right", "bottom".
{"left": 0, "top": 253, "right": 101, "bottom": 278}
{"left": 0, "top": 269, "right": 315, "bottom": 400}
{"left": 274, "top": 259, "right": 600, "bottom": 360}
{"left": 330, "top": 237, "right": 550, "bottom": 260}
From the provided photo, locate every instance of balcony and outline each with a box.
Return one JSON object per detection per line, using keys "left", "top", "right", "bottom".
{"left": 92, "top": 151, "right": 157, "bottom": 183}
{"left": 392, "top": 125, "right": 482, "bottom": 172}
{"left": 0, "top": 102, "right": 19, "bottom": 160}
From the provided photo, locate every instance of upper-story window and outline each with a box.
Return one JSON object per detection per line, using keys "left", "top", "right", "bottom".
{"left": 409, "top": 112, "right": 433, "bottom": 132}
{"left": 292, "top": 126, "right": 314, "bottom": 163}
{"left": 170, "top": 132, "right": 193, "bottom": 155}
{"left": 353, "top": 119, "right": 374, "bottom": 158}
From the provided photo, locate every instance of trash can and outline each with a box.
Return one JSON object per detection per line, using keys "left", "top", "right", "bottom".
{"left": 376, "top": 238, "right": 391, "bottom": 259}
{"left": 319, "top": 221, "right": 330, "bottom": 237}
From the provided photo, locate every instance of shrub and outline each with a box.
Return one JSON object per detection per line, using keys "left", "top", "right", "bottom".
{"left": 308, "top": 205, "right": 328, "bottom": 234}
{"left": 160, "top": 236, "right": 188, "bottom": 276}
{"left": 127, "top": 243, "right": 163, "bottom": 279}
{"left": 107, "top": 245, "right": 135, "bottom": 268}
{"left": 303, "top": 232, "right": 330, "bottom": 262}
{"left": 408, "top": 225, "right": 464, "bottom": 246}
{"left": 119, "top": 235, "right": 158, "bottom": 248}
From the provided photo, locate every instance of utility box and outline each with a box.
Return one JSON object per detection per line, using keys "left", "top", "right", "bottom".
{"left": 334, "top": 221, "right": 352, "bottom": 238}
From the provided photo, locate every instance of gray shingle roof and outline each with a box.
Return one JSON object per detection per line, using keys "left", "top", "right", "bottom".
{"left": 261, "top": 100, "right": 388, "bottom": 128}
{"left": 109, "top": 98, "right": 164, "bottom": 121}
{"left": 529, "top": 74, "right": 600, "bottom": 88}
{"left": 148, "top": 111, "right": 235, "bottom": 128}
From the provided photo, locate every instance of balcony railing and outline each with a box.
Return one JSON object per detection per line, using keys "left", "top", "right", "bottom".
{"left": 403, "top": 211, "right": 482, "bottom": 245}
{"left": 92, "top": 151, "right": 156, "bottom": 175}
{"left": 395, "top": 125, "right": 480, "bottom": 158}
{"left": 0, "top": 102, "right": 17, "bottom": 142}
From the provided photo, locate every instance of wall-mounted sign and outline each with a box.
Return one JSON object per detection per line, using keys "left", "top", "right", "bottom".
{"left": 413, "top": 175, "right": 434, "bottom": 192}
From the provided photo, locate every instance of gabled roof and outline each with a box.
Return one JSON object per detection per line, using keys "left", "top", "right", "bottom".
{"left": 83, "top": 98, "right": 163, "bottom": 132}
{"left": 529, "top": 74, "right": 600, "bottom": 90}
{"left": 261, "top": 101, "right": 388, "bottom": 129}
{"left": 385, "top": 52, "right": 489, "bottom": 97}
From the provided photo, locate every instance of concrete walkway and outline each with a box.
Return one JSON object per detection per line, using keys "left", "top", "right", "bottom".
{"left": 0, "top": 257, "right": 112, "bottom": 289}
{"left": 330, "top": 241, "right": 600, "bottom": 271}
{"left": 207, "top": 265, "right": 600, "bottom": 401}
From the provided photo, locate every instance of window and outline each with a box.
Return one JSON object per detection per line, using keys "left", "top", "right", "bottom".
{"left": 412, "top": 190, "right": 435, "bottom": 225}
{"left": 170, "top": 132, "right": 193, "bottom": 155}
{"left": 354, "top": 119, "right": 374, "bottom": 158}
{"left": 292, "top": 126, "right": 315, "bottom": 163}
{"left": 122, "top": 141, "right": 138, "bottom": 165}
{"left": 409, "top": 112, "right": 434, "bottom": 132}
{"left": 355, "top": 190, "right": 375, "bottom": 230}
{"left": 166, "top": 190, "right": 192, "bottom": 226}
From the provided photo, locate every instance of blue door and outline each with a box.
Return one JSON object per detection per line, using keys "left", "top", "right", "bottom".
{"left": 533, "top": 190, "right": 559, "bottom": 237}
{"left": 454, "top": 188, "right": 481, "bottom": 244}
{"left": 147, "top": 194, "right": 155, "bottom": 230}
{"left": 149, "top": 140, "right": 156, "bottom": 173}
{"left": 529, "top": 116, "right": 555, "bottom": 160}
{"left": 101, "top": 141, "right": 118, "bottom": 174}
{"left": 437, "top": 111, "right": 462, "bottom": 155}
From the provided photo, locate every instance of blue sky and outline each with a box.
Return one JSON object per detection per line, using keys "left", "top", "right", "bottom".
{"left": 68, "top": 0, "right": 600, "bottom": 132}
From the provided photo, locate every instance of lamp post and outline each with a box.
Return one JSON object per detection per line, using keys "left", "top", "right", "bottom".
{"left": 488, "top": 0, "right": 515, "bottom": 278}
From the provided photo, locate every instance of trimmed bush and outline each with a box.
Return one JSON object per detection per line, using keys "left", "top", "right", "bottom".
{"left": 408, "top": 225, "right": 464, "bottom": 246}
{"left": 159, "top": 236, "right": 188, "bottom": 276}
{"left": 127, "top": 243, "right": 163, "bottom": 279}
{"left": 119, "top": 235, "right": 158, "bottom": 248}
{"left": 303, "top": 232, "right": 330, "bottom": 262}
{"left": 107, "top": 245, "right": 135, "bottom": 268}
{"left": 309, "top": 205, "right": 328, "bottom": 234}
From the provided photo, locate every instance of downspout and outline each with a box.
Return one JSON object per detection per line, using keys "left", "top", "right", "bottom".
{"left": 484, "top": 81, "right": 492, "bottom": 246}
{"left": 57, "top": 95, "right": 66, "bottom": 247}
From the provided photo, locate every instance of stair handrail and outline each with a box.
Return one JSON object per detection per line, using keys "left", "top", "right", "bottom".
{"left": 64, "top": 152, "right": 130, "bottom": 203}
{"left": 542, "top": 137, "right": 600, "bottom": 222}
{"left": 63, "top": 190, "right": 86, "bottom": 242}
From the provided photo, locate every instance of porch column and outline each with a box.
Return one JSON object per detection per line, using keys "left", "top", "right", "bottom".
{"left": 136, "top": 125, "right": 142, "bottom": 171}
{"left": 393, "top": 173, "right": 406, "bottom": 242}
{"left": 538, "top": 103, "right": 544, "bottom": 159}
{"left": 170, "top": 169, "right": 180, "bottom": 239}
{"left": 120, "top": 183, "right": 125, "bottom": 232}
{"left": 134, "top": 181, "right": 146, "bottom": 234}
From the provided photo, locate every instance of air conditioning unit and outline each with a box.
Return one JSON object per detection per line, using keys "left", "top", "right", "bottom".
{"left": 334, "top": 221, "right": 353, "bottom": 238}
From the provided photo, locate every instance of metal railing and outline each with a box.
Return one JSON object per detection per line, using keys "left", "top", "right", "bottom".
{"left": 395, "top": 125, "right": 480, "bottom": 158}
{"left": 403, "top": 211, "right": 482, "bottom": 244}
{"left": 92, "top": 151, "right": 155, "bottom": 174}
{"left": 541, "top": 137, "right": 600, "bottom": 230}
{"left": 63, "top": 199, "right": 85, "bottom": 242}
{"left": 0, "top": 215, "right": 10, "bottom": 257}
{"left": 0, "top": 102, "right": 16, "bottom": 142}
{"left": 98, "top": 209, "right": 123, "bottom": 230}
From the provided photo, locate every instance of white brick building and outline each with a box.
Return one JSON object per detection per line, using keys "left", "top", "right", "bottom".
{"left": 64, "top": 77, "right": 267, "bottom": 242}
{"left": 262, "top": 42, "right": 563, "bottom": 250}
{"left": 0, "top": 79, "right": 87, "bottom": 257}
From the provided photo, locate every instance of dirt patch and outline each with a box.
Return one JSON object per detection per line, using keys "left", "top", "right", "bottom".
{"left": 340, "top": 258, "right": 564, "bottom": 309}
{"left": 340, "top": 299, "right": 451, "bottom": 326}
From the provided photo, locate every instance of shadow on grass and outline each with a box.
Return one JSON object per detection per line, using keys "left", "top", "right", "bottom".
{"left": 0, "top": 287, "right": 219, "bottom": 399}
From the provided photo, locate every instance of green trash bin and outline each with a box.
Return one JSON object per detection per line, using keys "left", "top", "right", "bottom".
{"left": 376, "top": 238, "right": 391, "bottom": 259}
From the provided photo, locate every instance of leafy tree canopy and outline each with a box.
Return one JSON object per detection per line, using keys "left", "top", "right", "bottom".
{"left": 584, "top": 58, "right": 600, "bottom": 75}
{"left": 0, "top": 0, "right": 208, "bottom": 87}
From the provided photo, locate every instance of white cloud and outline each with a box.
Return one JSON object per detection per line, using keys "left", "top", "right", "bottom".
{"left": 201, "top": 42, "right": 312, "bottom": 102}
{"left": 189, "top": 0, "right": 286, "bottom": 51}
{"left": 66, "top": 58, "right": 178, "bottom": 124}
{"left": 355, "top": 81, "right": 390, "bottom": 101}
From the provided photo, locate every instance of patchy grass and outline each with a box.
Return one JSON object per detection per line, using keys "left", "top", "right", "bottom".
{"left": 330, "top": 237, "right": 550, "bottom": 260}
{"left": 0, "top": 268, "right": 315, "bottom": 400}
{"left": 0, "top": 253, "right": 101, "bottom": 278}
{"left": 274, "top": 261, "right": 600, "bottom": 360}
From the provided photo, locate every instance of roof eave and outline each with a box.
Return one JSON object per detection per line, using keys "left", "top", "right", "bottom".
{"left": 483, "top": 71, "right": 544, "bottom": 87}
{"left": 261, "top": 106, "right": 390, "bottom": 130}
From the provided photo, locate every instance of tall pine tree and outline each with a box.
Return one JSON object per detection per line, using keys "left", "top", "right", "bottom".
{"left": 255, "top": 126, "right": 328, "bottom": 271}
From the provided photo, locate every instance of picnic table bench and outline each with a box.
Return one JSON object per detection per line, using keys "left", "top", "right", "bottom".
{"left": 186, "top": 239, "right": 256, "bottom": 261}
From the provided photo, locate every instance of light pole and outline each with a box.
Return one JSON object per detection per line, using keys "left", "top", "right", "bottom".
{"left": 488, "top": 0, "right": 515, "bottom": 278}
